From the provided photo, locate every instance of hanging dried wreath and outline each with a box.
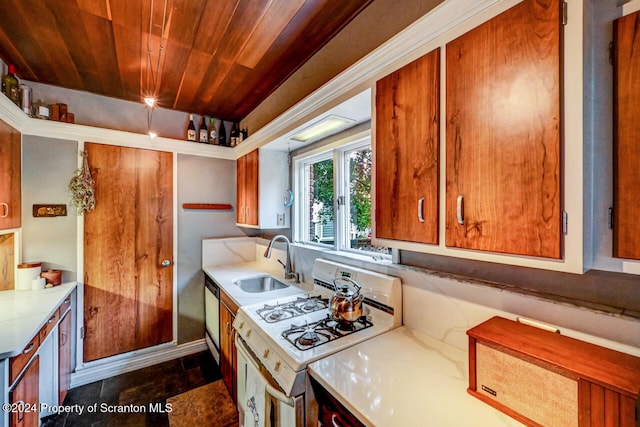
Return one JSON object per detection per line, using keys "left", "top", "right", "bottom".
{"left": 68, "top": 150, "right": 96, "bottom": 214}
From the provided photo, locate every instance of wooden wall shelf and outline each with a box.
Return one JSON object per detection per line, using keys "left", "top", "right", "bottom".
{"left": 182, "top": 203, "right": 233, "bottom": 210}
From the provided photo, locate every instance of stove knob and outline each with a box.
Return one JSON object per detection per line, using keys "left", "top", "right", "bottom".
{"left": 263, "top": 349, "right": 270, "bottom": 359}
{"left": 246, "top": 329, "right": 252, "bottom": 338}
{"left": 237, "top": 321, "right": 244, "bottom": 330}
{"left": 274, "top": 361, "right": 281, "bottom": 372}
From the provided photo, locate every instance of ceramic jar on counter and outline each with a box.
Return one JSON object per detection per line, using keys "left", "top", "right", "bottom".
{"left": 16, "top": 262, "right": 42, "bottom": 290}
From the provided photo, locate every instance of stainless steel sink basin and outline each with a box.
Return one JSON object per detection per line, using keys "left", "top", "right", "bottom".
{"left": 233, "top": 275, "right": 290, "bottom": 293}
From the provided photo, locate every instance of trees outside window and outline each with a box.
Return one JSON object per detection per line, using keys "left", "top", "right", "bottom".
{"left": 295, "top": 136, "right": 388, "bottom": 256}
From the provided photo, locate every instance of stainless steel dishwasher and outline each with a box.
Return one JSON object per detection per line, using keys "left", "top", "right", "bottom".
{"left": 204, "top": 273, "right": 220, "bottom": 364}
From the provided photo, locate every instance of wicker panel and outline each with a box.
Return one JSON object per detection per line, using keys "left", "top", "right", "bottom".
{"left": 476, "top": 343, "right": 578, "bottom": 427}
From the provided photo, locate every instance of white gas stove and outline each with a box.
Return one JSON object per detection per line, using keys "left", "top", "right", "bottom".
{"left": 233, "top": 259, "right": 402, "bottom": 402}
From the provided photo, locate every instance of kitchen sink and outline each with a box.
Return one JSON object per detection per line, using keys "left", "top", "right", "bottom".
{"left": 234, "top": 275, "right": 290, "bottom": 293}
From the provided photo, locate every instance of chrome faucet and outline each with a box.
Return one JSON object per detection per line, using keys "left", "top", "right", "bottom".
{"left": 264, "top": 235, "right": 299, "bottom": 283}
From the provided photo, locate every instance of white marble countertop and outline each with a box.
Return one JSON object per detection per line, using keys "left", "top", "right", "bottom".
{"left": 0, "top": 282, "right": 77, "bottom": 359}
{"left": 308, "top": 326, "right": 525, "bottom": 427}
{"left": 203, "top": 262, "right": 313, "bottom": 308}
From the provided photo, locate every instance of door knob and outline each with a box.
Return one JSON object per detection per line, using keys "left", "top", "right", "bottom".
{"left": 161, "top": 260, "right": 171, "bottom": 267}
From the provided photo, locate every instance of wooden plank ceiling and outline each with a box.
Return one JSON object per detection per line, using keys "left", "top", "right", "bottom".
{"left": 0, "top": 0, "right": 373, "bottom": 122}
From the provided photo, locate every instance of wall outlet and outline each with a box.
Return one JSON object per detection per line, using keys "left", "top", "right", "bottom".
{"left": 277, "top": 213, "right": 285, "bottom": 226}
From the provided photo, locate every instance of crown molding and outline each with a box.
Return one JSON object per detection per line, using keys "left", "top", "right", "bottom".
{"left": 0, "top": 94, "right": 236, "bottom": 159}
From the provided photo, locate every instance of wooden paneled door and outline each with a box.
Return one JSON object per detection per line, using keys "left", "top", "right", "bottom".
{"left": 83, "top": 143, "right": 173, "bottom": 362}
{"left": 375, "top": 48, "right": 440, "bottom": 244}
{"left": 445, "top": 0, "right": 562, "bottom": 259}
{"left": 613, "top": 10, "right": 640, "bottom": 260}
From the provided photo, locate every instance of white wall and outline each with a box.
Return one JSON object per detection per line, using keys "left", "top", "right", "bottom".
{"left": 176, "top": 154, "right": 256, "bottom": 343}
{"left": 21, "top": 135, "right": 78, "bottom": 280}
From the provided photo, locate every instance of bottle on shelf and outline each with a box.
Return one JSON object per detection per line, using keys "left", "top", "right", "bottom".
{"left": 209, "top": 118, "right": 218, "bottom": 145}
{"left": 218, "top": 120, "right": 227, "bottom": 146}
{"left": 187, "top": 114, "right": 196, "bottom": 142}
{"left": 2, "top": 64, "right": 20, "bottom": 107}
{"left": 237, "top": 123, "right": 244, "bottom": 144}
{"left": 242, "top": 127, "right": 249, "bottom": 141}
{"left": 20, "top": 84, "right": 31, "bottom": 115}
{"left": 199, "top": 116, "right": 208, "bottom": 143}
{"left": 229, "top": 122, "right": 238, "bottom": 147}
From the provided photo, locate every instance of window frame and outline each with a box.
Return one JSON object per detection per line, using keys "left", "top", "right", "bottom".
{"left": 292, "top": 130, "right": 381, "bottom": 256}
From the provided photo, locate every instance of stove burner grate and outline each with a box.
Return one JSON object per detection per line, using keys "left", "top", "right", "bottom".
{"left": 256, "top": 295, "right": 328, "bottom": 323}
{"left": 281, "top": 314, "right": 373, "bottom": 351}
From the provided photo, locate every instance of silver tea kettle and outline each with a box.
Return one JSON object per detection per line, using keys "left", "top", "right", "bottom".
{"left": 330, "top": 277, "right": 364, "bottom": 322}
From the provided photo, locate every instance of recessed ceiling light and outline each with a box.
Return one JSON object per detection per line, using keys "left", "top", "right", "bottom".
{"left": 290, "top": 116, "right": 353, "bottom": 142}
{"left": 144, "top": 96, "right": 157, "bottom": 108}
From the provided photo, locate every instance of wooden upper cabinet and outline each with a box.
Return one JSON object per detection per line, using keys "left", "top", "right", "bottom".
{"left": 236, "top": 148, "right": 289, "bottom": 229}
{"left": 236, "top": 154, "right": 247, "bottom": 225}
{"left": 236, "top": 149, "right": 259, "bottom": 226}
{"left": 445, "top": 0, "right": 562, "bottom": 259}
{"left": 0, "top": 118, "right": 21, "bottom": 230}
{"left": 245, "top": 150, "right": 259, "bottom": 225}
{"left": 375, "top": 48, "right": 440, "bottom": 244}
{"left": 613, "top": 11, "right": 640, "bottom": 260}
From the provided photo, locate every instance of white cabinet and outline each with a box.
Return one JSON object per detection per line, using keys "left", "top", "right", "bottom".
{"left": 0, "top": 290, "right": 75, "bottom": 427}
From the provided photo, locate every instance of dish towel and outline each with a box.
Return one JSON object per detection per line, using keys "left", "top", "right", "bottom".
{"left": 243, "top": 357, "right": 267, "bottom": 427}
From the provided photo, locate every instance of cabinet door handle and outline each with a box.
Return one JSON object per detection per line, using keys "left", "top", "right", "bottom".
{"left": 331, "top": 414, "right": 342, "bottom": 427}
{"left": 0, "top": 202, "right": 8, "bottom": 218}
{"left": 16, "top": 400, "right": 25, "bottom": 423}
{"left": 23, "top": 342, "right": 35, "bottom": 354}
{"left": 456, "top": 194, "right": 465, "bottom": 225}
{"left": 61, "top": 332, "right": 67, "bottom": 346}
{"left": 417, "top": 197, "right": 425, "bottom": 223}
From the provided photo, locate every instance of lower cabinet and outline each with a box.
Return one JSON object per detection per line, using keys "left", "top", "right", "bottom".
{"left": 3, "top": 291, "right": 75, "bottom": 427}
{"left": 219, "top": 290, "right": 238, "bottom": 405}
{"left": 310, "top": 377, "right": 365, "bottom": 427}
{"left": 9, "top": 357, "right": 39, "bottom": 427}
{"left": 58, "top": 311, "right": 73, "bottom": 404}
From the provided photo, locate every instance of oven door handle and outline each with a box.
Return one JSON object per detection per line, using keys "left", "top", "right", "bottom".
{"left": 265, "top": 383, "right": 294, "bottom": 408}
{"left": 235, "top": 336, "right": 295, "bottom": 408}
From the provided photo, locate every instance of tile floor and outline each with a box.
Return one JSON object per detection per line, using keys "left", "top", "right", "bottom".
{"left": 41, "top": 351, "right": 221, "bottom": 427}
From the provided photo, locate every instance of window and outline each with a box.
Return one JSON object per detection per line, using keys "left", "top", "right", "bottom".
{"left": 294, "top": 134, "right": 389, "bottom": 256}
